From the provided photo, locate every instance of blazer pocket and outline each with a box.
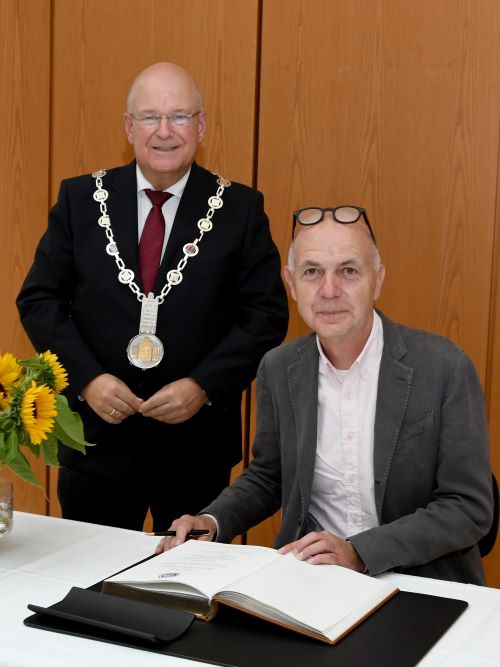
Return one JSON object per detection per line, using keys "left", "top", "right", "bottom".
{"left": 398, "top": 410, "right": 434, "bottom": 443}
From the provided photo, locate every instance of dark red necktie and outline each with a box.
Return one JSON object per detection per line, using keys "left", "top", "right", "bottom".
{"left": 139, "top": 189, "right": 172, "bottom": 294}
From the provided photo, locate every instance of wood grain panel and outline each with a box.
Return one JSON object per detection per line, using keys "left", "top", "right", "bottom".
{"left": 259, "top": 0, "right": 499, "bottom": 369}
{"left": 253, "top": 0, "right": 500, "bottom": 586}
{"left": 0, "top": 0, "right": 51, "bottom": 514}
{"left": 483, "top": 126, "right": 500, "bottom": 586}
{"left": 51, "top": 0, "right": 259, "bottom": 195}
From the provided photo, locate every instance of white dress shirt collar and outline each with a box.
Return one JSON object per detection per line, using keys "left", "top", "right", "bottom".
{"left": 135, "top": 164, "right": 191, "bottom": 197}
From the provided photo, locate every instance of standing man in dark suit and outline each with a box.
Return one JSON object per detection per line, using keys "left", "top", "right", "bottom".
{"left": 159, "top": 207, "right": 492, "bottom": 584}
{"left": 17, "top": 62, "right": 288, "bottom": 530}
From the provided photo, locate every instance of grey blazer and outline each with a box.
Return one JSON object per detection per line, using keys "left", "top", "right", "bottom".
{"left": 204, "top": 312, "right": 493, "bottom": 584}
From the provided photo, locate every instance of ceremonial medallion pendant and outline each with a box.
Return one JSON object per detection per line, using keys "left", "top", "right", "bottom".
{"left": 127, "top": 294, "right": 164, "bottom": 369}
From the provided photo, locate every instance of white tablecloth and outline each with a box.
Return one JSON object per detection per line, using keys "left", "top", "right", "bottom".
{"left": 1, "top": 512, "right": 499, "bottom": 666}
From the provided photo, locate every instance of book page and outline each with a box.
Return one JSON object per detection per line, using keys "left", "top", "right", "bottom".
{"left": 105, "top": 540, "right": 280, "bottom": 601}
{"left": 219, "top": 551, "right": 397, "bottom": 639}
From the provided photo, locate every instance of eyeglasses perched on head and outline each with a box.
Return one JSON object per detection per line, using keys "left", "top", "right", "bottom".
{"left": 292, "top": 206, "right": 376, "bottom": 243}
{"left": 128, "top": 111, "right": 202, "bottom": 128}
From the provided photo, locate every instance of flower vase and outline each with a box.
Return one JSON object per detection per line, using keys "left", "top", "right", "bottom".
{"left": 0, "top": 476, "right": 13, "bottom": 538}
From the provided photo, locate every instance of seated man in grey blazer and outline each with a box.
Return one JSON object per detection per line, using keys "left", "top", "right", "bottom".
{"left": 157, "top": 206, "right": 493, "bottom": 584}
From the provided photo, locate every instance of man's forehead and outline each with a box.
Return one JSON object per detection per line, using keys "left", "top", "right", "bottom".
{"left": 294, "top": 220, "right": 372, "bottom": 258}
{"left": 296, "top": 249, "right": 365, "bottom": 271}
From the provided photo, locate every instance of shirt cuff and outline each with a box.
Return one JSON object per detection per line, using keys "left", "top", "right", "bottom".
{"left": 199, "top": 513, "right": 219, "bottom": 539}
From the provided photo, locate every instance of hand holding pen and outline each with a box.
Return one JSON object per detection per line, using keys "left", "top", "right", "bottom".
{"left": 153, "top": 514, "right": 217, "bottom": 554}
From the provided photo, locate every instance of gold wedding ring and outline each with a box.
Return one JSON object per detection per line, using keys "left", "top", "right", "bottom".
{"left": 109, "top": 408, "right": 116, "bottom": 417}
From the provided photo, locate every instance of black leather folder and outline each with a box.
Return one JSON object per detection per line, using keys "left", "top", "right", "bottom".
{"left": 24, "top": 583, "right": 467, "bottom": 666}
{"left": 25, "top": 587, "right": 195, "bottom": 648}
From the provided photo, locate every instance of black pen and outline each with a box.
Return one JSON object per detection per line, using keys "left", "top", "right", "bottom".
{"left": 144, "top": 529, "right": 210, "bottom": 537}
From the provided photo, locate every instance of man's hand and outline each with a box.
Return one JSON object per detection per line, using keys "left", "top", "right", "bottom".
{"left": 139, "top": 378, "right": 207, "bottom": 424}
{"left": 81, "top": 373, "right": 143, "bottom": 424}
{"left": 278, "top": 531, "right": 365, "bottom": 572}
{"left": 155, "top": 514, "right": 217, "bottom": 554}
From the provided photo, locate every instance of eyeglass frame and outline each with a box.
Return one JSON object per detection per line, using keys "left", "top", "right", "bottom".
{"left": 292, "top": 205, "right": 376, "bottom": 244}
{"left": 127, "top": 111, "right": 202, "bottom": 128}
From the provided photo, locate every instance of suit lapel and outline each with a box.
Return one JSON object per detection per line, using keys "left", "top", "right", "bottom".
{"left": 159, "top": 162, "right": 214, "bottom": 275}
{"left": 105, "top": 161, "right": 141, "bottom": 279}
{"left": 373, "top": 314, "right": 414, "bottom": 518}
{"left": 287, "top": 336, "right": 319, "bottom": 518}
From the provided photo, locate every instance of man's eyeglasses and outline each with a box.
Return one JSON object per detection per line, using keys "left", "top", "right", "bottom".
{"left": 292, "top": 206, "right": 376, "bottom": 243}
{"left": 128, "top": 111, "right": 202, "bottom": 128}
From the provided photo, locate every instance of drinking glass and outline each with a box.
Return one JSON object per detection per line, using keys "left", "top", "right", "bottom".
{"left": 0, "top": 476, "right": 13, "bottom": 538}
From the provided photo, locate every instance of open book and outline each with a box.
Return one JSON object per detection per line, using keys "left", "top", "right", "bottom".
{"left": 103, "top": 540, "right": 398, "bottom": 644}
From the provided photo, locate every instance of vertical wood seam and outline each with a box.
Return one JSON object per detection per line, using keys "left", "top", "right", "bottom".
{"left": 46, "top": 0, "right": 56, "bottom": 517}
{"left": 484, "top": 117, "right": 500, "bottom": 419}
{"left": 242, "top": 0, "right": 264, "bottom": 477}
{"left": 241, "top": 0, "right": 264, "bottom": 545}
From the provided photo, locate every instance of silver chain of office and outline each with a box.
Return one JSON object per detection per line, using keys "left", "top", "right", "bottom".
{"left": 91, "top": 168, "right": 231, "bottom": 303}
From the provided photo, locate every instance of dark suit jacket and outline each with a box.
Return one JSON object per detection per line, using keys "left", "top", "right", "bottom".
{"left": 17, "top": 161, "right": 288, "bottom": 478}
{"left": 204, "top": 312, "right": 493, "bottom": 584}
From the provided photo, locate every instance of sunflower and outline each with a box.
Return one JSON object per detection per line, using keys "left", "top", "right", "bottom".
{"left": 20, "top": 381, "right": 57, "bottom": 445}
{"left": 0, "top": 352, "right": 21, "bottom": 411}
{"left": 39, "top": 351, "right": 69, "bottom": 393}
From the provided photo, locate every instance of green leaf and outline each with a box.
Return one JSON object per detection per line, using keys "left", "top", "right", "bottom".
{"left": 0, "top": 415, "right": 15, "bottom": 431}
{"left": 53, "top": 394, "right": 95, "bottom": 453}
{"left": 4, "top": 429, "right": 21, "bottom": 463}
{"left": 41, "top": 432, "right": 60, "bottom": 467}
{"left": 52, "top": 420, "right": 87, "bottom": 453}
{"left": 6, "top": 449, "right": 42, "bottom": 487}
{"left": 19, "top": 358, "right": 44, "bottom": 372}
{"left": 0, "top": 432, "right": 6, "bottom": 462}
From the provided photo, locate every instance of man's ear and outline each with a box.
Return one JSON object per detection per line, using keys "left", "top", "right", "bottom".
{"left": 124, "top": 113, "right": 134, "bottom": 144}
{"left": 374, "top": 264, "right": 385, "bottom": 301}
{"left": 284, "top": 266, "right": 297, "bottom": 302}
{"left": 197, "top": 112, "right": 207, "bottom": 144}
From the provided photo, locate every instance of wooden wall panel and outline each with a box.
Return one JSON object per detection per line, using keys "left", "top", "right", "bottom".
{"left": 258, "top": 0, "right": 499, "bottom": 365}
{"left": 51, "top": 0, "right": 260, "bottom": 195}
{"left": 254, "top": 0, "right": 500, "bottom": 586}
{"left": 483, "top": 132, "right": 500, "bottom": 586}
{"left": 0, "top": 0, "right": 51, "bottom": 513}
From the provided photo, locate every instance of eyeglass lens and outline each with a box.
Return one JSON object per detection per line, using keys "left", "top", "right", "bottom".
{"left": 334, "top": 206, "right": 362, "bottom": 223}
